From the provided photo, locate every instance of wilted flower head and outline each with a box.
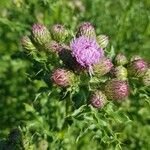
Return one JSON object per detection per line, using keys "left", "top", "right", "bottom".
{"left": 77, "top": 22, "right": 96, "bottom": 39}
{"left": 51, "top": 24, "right": 68, "bottom": 42}
{"left": 59, "top": 49, "right": 83, "bottom": 72}
{"left": 111, "top": 66, "right": 128, "bottom": 81}
{"left": 115, "top": 53, "right": 128, "bottom": 66}
{"left": 90, "top": 91, "right": 107, "bottom": 108}
{"left": 32, "top": 23, "right": 51, "bottom": 45}
{"left": 71, "top": 36, "right": 104, "bottom": 73}
{"left": 51, "top": 69, "right": 74, "bottom": 87}
{"left": 45, "top": 41, "right": 62, "bottom": 53}
{"left": 142, "top": 69, "right": 150, "bottom": 86}
{"left": 128, "top": 59, "right": 148, "bottom": 77}
{"left": 104, "top": 79, "right": 129, "bottom": 101}
{"left": 93, "top": 57, "right": 113, "bottom": 77}
{"left": 21, "top": 36, "right": 36, "bottom": 51}
{"left": 97, "top": 35, "right": 109, "bottom": 49}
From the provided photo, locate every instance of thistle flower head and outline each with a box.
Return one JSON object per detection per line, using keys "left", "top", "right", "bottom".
{"left": 115, "top": 53, "right": 128, "bottom": 66}
{"left": 104, "top": 79, "right": 129, "bottom": 101}
{"left": 97, "top": 35, "right": 109, "bottom": 49}
{"left": 51, "top": 24, "right": 68, "bottom": 42}
{"left": 130, "top": 55, "right": 142, "bottom": 62}
{"left": 90, "top": 91, "right": 107, "bottom": 108}
{"left": 93, "top": 57, "right": 113, "bottom": 77}
{"left": 73, "top": 0, "right": 85, "bottom": 12}
{"left": 71, "top": 36, "right": 104, "bottom": 70}
{"left": 45, "top": 41, "right": 62, "bottom": 53}
{"left": 21, "top": 36, "right": 36, "bottom": 51}
{"left": 77, "top": 22, "right": 96, "bottom": 39}
{"left": 51, "top": 69, "right": 74, "bottom": 87}
{"left": 142, "top": 69, "right": 150, "bottom": 86}
{"left": 128, "top": 59, "right": 148, "bottom": 77}
{"left": 111, "top": 66, "right": 128, "bottom": 81}
{"left": 32, "top": 23, "right": 51, "bottom": 45}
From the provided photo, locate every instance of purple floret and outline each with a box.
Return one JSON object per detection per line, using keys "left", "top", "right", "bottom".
{"left": 70, "top": 36, "right": 104, "bottom": 68}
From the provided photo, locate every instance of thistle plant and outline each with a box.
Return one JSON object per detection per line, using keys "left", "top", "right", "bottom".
{"left": 20, "top": 21, "right": 150, "bottom": 149}
{"left": 21, "top": 21, "right": 150, "bottom": 105}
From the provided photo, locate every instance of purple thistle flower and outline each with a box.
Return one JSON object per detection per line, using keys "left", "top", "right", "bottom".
{"left": 70, "top": 36, "right": 104, "bottom": 73}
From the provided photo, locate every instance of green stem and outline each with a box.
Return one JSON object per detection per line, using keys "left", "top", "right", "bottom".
{"left": 65, "top": 95, "right": 72, "bottom": 116}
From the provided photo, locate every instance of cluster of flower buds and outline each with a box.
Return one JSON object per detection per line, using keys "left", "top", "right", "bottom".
{"left": 21, "top": 22, "right": 149, "bottom": 110}
{"left": 21, "top": 23, "right": 69, "bottom": 53}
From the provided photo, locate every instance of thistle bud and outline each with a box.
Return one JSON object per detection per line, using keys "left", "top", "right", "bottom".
{"left": 51, "top": 69, "right": 75, "bottom": 87}
{"left": 37, "top": 140, "right": 48, "bottom": 150}
{"left": 21, "top": 36, "right": 36, "bottom": 51}
{"left": 115, "top": 53, "right": 128, "bottom": 66}
{"left": 97, "top": 35, "right": 109, "bottom": 49}
{"left": 45, "top": 41, "right": 62, "bottom": 53}
{"left": 90, "top": 91, "right": 107, "bottom": 108}
{"left": 76, "top": 22, "right": 96, "bottom": 39}
{"left": 73, "top": 0, "right": 85, "bottom": 12}
{"left": 142, "top": 69, "right": 150, "bottom": 86}
{"left": 128, "top": 59, "right": 148, "bottom": 77}
{"left": 51, "top": 24, "right": 68, "bottom": 42}
{"left": 32, "top": 23, "right": 51, "bottom": 45}
{"left": 130, "top": 55, "right": 142, "bottom": 62}
{"left": 111, "top": 66, "right": 128, "bottom": 81}
{"left": 104, "top": 79, "right": 129, "bottom": 101}
{"left": 93, "top": 57, "right": 113, "bottom": 77}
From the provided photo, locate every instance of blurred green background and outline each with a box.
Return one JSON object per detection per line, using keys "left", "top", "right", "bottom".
{"left": 0, "top": 0, "right": 150, "bottom": 149}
